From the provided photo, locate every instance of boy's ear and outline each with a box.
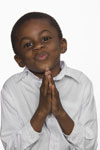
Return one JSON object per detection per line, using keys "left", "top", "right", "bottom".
{"left": 60, "top": 38, "right": 67, "bottom": 54}
{"left": 14, "top": 55, "right": 25, "bottom": 67}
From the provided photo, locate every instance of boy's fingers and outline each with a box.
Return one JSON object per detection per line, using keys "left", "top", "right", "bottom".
{"left": 41, "top": 73, "right": 49, "bottom": 96}
{"left": 45, "top": 67, "right": 49, "bottom": 71}
{"left": 47, "top": 83, "right": 52, "bottom": 95}
{"left": 47, "top": 75, "right": 52, "bottom": 84}
{"left": 40, "top": 69, "right": 56, "bottom": 97}
{"left": 47, "top": 73, "right": 55, "bottom": 86}
{"left": 46, "top": 71, "right": 58, "bottom": 95}
{"left": 45, "top": 70, "right": 51, "bottom": 77}
{"left": 51, "top": 84, "right": 55, "bottom": 97}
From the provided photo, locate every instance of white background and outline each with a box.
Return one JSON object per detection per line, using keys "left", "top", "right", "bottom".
{"left": 0, "top": 0, "right": 100, "bottom": 149}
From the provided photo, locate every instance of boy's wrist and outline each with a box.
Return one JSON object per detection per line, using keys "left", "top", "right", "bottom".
{"left": 54, "top": 107, "right": 66, "bottom": 119}
{"left": 36, "top": 107, "right": 48, "bottom": 118}
{"left": 30, "top": 108, "right": 47, "bottom": 132}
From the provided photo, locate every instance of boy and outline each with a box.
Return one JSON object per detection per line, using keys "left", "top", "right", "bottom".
{"left": 0, "top": 12, "right": 98, "bottom": 150}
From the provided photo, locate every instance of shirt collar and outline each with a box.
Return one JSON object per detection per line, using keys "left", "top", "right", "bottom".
{"left": 53, "top": 61, "right": 80, "bottom": 83}
{"left": 16, "top": 61, "right": 80, "bottom": 83}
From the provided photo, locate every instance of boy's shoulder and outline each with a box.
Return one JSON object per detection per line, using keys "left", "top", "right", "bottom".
{"left": 2, "top": 71, "right": 25, "bottom": 89}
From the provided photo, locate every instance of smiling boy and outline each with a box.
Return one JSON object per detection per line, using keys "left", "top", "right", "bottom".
{"left": 0, "top": 12, "right": 98, "bottom": 150}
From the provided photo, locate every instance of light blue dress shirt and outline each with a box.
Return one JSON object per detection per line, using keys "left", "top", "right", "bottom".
{"left": 0, "top": 61, "right": 98, "bottom": 150}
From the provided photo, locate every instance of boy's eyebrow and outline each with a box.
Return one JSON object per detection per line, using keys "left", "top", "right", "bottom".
{"left": 19, "top": 29, "right": 52, "bottom": 45}
{"left": 39, "top": 29, "right": 52, "bottom": 35}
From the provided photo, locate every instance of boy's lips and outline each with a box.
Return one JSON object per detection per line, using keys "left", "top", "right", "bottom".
{"left": 35, "top": 52, "right": 49, "bottom": 61}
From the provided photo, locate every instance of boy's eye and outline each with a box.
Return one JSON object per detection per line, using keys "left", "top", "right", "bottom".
{"left": 24, "top": 42, "right": 33, "bottom": 48}
{"left": 42, "top": 37, "right": 51, "bottom": 42}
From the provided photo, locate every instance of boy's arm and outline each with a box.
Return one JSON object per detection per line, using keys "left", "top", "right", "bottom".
{"left": 48, "top": 74, "right": 74, "bottom": 135}
{"left": 66, "top": 80, "right": 98, "bottom": 150}
{"left": 50, "top": 74, "right": 98, "bottom": 150}
{"left": 0, "top": 86, "right": 41, "bottom": 150}
{"left": 0, "top": 72, "right": 51, "bottom": 150}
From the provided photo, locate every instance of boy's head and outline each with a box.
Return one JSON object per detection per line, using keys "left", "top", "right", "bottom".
{"left": 11, "top": 12, "right": 67, "bottom": 78}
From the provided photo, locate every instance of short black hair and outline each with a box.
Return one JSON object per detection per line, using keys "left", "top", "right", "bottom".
{"left": 11, "top": 12, "right": 63, "bottom": 55}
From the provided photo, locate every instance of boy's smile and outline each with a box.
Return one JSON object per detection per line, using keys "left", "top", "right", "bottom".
{"left": 14, "top": 19, "right": 67, "bottom": 78}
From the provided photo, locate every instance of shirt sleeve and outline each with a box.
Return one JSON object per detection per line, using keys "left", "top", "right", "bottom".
{"left": 64, "top": 79, "right": 98, "bottom": 150}
{"left": 0, "top": 85, "right": 41, "bottom": 150}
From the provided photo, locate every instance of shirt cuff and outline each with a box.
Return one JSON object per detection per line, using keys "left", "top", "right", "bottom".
{"left": 18, "top": 121, "right": 41, "bottom": 149}
{"left": 63, "top": 122, "right": 84, "bottom": 146}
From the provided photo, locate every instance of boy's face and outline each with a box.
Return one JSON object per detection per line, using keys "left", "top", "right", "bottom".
{"left": 14, "top": 19, "right": 67, "bottom": 78}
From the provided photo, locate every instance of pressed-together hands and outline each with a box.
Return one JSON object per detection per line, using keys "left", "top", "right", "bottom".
{"left": 30, "top": 68, "right": 74, "bottom": 135}
{"left": 38, "top": 67, "right": 64, "bottom": 117}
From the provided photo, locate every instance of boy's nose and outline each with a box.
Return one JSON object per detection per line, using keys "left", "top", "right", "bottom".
{"left": 33, "top": 43, "right": 45, "bottom": 50}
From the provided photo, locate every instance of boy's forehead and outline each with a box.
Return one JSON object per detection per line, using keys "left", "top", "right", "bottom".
{"left": 17, "top": 19, "right": 54, "bottom": 32}
{"left": 15, "top": 18, "right": 58, "bottom": 39}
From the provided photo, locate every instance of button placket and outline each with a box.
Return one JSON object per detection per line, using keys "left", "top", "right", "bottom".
{"left": 49, "top": 132, "right": 59, "bottom": 150}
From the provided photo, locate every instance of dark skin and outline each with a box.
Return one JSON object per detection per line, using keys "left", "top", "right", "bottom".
{"left": 14, "top": 19, "right": 74, "bottom": 135}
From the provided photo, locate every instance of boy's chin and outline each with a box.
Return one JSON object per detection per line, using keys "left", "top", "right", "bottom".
{"left": 38, "top": 64, "right": 51, "bottom": 72}
{"left": 30, "top": 65, "right": 50, "bottom": 74}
